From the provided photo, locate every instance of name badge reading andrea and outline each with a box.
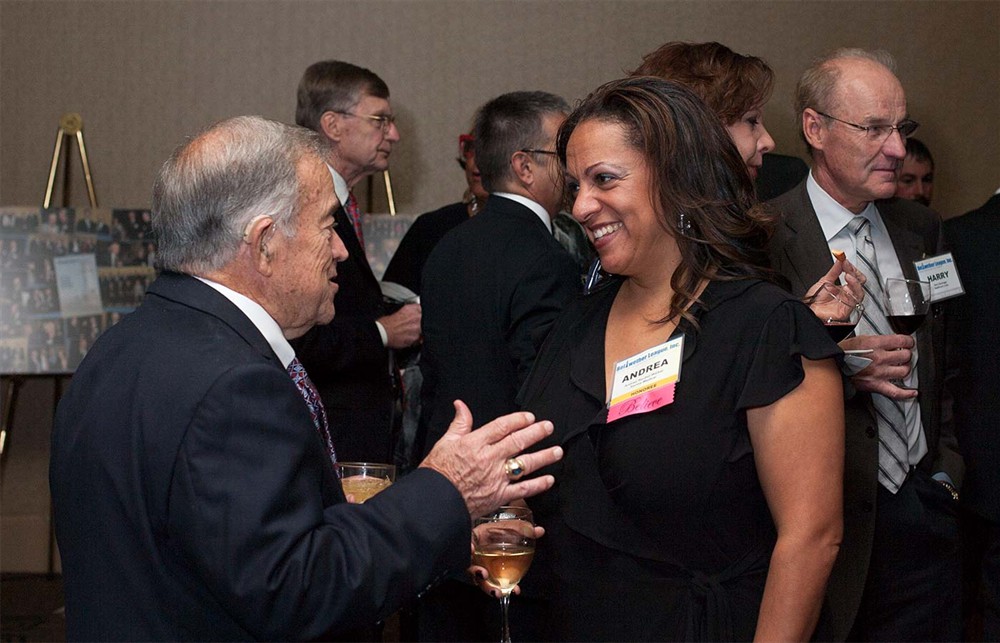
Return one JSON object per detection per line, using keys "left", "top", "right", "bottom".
{"left": 913, "top": 252, "right": 965, "bottom": 302}
{"left": 607, "top": 335, "right": 684, "bottom": 423}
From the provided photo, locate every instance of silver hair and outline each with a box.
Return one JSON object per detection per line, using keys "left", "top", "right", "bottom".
{"left": 794, "top": 48, "right": 898, "bottom": 153}
{"left": 152, "top": 116, "right": 324, "bottom": 274}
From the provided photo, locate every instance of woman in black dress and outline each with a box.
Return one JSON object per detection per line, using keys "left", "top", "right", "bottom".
{"left": 519, "top": 78, "right": 845, "bottom": 641}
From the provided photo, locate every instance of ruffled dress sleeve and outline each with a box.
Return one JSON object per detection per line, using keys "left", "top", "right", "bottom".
{"left": 736, "top": 298, "right": 843, "bottom": 410}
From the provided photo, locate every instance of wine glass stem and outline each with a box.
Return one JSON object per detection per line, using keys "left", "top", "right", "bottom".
{"left": 499, "top": 592, "right": 512, "bottom": 643}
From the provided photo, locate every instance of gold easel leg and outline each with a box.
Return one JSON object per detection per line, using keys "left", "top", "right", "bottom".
{"left": 43, "top": 129, "right": 66, "bottom": 209}
{"left": 383, "top": 170, "right": 396, "bottom": 216}
{"left": 76, "top": 130, "right": 98, "bottom": 207}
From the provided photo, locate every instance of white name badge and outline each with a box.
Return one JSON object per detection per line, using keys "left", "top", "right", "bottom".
{"left": 913, "top": 253, "right": 965, "bottom": 302}
{"left": 607, "top": 335, "right": 684, "bottom": 423}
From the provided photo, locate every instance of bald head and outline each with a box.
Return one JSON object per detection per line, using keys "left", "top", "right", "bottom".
{"left": 797, "top": 49, "right": 913, "bottom": 212}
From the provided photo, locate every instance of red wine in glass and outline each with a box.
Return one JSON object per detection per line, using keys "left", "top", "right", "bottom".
{"left": 887, "top": 314, "right": 926, "bottom": 336}
{"left": 825, "top": 321, "right": 859, "bottom": 342}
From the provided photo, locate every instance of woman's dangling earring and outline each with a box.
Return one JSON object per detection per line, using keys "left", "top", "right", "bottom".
{"left": 678, "top": 211, "right": 692, "bottom": 233}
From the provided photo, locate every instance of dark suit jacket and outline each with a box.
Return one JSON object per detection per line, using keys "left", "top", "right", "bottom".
{"left": 418, "top": 195, "right": 580, "bottom": 454}
{"left": 291, "top": 206, "right": 396, "bottom": 463}
{"left": 944, "top": 194, "right": 1000, "bottom": 522}
{"left": 382, "top": 201, "right": 469, "bottom": 296}
{"left": 768, "top": 179, "right": 963, "bottom": 641}
{"left": 756, "top": 152, "right": 810, "bottom": 201}
{"left": 49, "top": 271, "right": 470, "bottom": 641}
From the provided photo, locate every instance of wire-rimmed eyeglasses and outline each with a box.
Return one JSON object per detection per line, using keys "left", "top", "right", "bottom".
{"left": 813, "top": 109, "right": 918, "bottom": 143}
{"left": 334, "top": 110, "right": 396, "bottom": 133}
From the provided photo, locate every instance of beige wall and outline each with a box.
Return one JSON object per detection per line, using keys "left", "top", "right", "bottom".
{"left": 2, "top": 1, "right": 998, "bottom": 218}
{"left": 1, "top": 0, "right": 998, "bottom": 573}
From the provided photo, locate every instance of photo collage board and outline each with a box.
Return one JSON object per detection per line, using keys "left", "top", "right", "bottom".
{"left": 0, "top": 206, "right": 157, "bottom": 374}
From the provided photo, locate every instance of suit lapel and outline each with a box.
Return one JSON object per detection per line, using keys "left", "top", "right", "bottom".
{"left": 773, "top": 181, "right": 835, "bottom": 295}
{"left": 877, "top": 202, "right": 925, "bottom": 279}
{"left": 334, "top": 206, "right": 380, "bottom": 292}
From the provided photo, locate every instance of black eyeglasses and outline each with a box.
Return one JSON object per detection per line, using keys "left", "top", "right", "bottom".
{"left": 812, "top": 109, "right": 918, "bottom": 143}
{"left": 334, "top": 111, "right": 397, "bottom": 133}
{"left": 520, "top": 148, "right": 558, "bottom": 157}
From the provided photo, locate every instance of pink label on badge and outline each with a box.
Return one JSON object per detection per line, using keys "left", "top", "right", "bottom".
{"left": 607, "top": 382, "right": 676, "bottom": 423}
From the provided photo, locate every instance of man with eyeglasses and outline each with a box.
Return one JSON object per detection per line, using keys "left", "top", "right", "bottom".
{"left": 292, "top": 60, "right": 421, "bottom": 465}
{"left": 414, "top": 91, "right": 580, "bottom": 641}
{"left": 768, "top": 49, "right": 962, "bottom": 642}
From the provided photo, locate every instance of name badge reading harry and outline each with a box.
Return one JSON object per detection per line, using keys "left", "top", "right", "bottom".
{"left": 607, "top": 335, "right": 684, "bottom": 423}
{"left": 914, "top": 253, "right": 965, "bottom": 302}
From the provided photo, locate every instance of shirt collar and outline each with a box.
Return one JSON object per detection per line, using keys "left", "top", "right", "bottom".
{"left": 194, "top": 276, "right": 295, "bottom": 368}
{"left": 807, "top": 170, "right": 879, "bottom": 241}
{"left": 327, "top": 164, "right": 350, "bottom": 207}
{"left": 492, "top": 192, "right": 552, "bottom": 232}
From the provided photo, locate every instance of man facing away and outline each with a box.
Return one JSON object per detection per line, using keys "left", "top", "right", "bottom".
{"left": 291, "top": 60, "right": 421, "bottom": 464}
{"left": 768, "top": 49, "right": 963, "bottom": 642}
{"left": 49, "top": 115, "right": 562, "bottom": 641}
{"left": 415, "top": 91, "right": 580, "bottom": 641}
{"left": 419, "top": 91, "right": 580, "bottom": 458}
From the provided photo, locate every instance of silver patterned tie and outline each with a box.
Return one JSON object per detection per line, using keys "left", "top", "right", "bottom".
{"left": 848, "top": 216, "right": 910, "bottom": 493}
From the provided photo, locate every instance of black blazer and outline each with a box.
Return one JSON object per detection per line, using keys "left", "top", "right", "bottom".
{"left": 768, "top": 180, "right": 963, "bottom": 641}
{"left": 944, "top": 194, "right": 1000, "bottom": 521}
{"left": 50, "top": 272, "right": 470, "bottom": 641}
{"left": 418, "top": 195, "right": 580, "bottom": 454}
{"left": 291, "top": 206, "right": 396, "bottom": 463}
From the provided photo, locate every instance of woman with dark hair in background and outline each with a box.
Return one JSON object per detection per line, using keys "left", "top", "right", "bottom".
{"left": 519, "top": 77, "right": 844, "bottom": 641}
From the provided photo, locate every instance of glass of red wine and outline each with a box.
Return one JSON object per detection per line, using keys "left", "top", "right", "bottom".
{"left": 808, "top": 282, "right": 864, "bottom": 342}
{"left": 883, "top": 278, "right": 931, "bottom": 335}
{"left": 883, "top": 278, "right": 930, "bottom": 389}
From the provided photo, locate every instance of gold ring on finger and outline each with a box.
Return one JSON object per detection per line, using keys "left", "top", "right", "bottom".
{"left": 504, "top": 457, "right": 526, "bottom": 480}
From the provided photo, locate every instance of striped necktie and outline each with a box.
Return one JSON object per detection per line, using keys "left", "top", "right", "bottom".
{"left": 345, "top": 192, "right": 365, "bottom": 254}
{"left": 287, "top": 357, "right": 336, "bottom": 466}
{"left": 848, "top": 216, "right": 912, "bottom": 493}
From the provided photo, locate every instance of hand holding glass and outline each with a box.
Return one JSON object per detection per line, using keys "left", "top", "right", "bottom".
{"left": 808, "top": 281, "right": 864, "bottom": 342}
{"left": 472, "top": 506, "right": 536, "bottom": 643}
{"left": 334, "top": 462, "right": 395, "bottom": 503}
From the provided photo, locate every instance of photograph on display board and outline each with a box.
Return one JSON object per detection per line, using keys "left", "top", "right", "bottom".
{"left": 0, "top": 206, "right": 156, "bottom": 375}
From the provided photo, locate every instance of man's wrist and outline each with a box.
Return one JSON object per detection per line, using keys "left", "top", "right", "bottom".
{"left": 375, "top": 320, "right": 388, "bottom": 346}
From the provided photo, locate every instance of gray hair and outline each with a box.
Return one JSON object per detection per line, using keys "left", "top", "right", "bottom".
{"left": 295, "top": 60, "right": 390, "bottom": 133}
{"left": 152, "top": 115, "right": 324, "bottom": 274}
{"left": 472, "top": 91, "right": 570, "bottom": 193}
{"left": 794, "top": 48, "right": 897, "bottom": 153}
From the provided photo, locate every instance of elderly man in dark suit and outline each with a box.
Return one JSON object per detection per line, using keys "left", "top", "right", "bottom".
{"left": 768, "top": 49, "right": 963, "bottom": 642}
{"left": 944, "top": 189, "right": 1000, "bottom": 640}
{"left": 414, "top": 91, "right": 580, "bottom": 641}
{"left": 49, "top": 116, "right": 562, "bottom": 641}
{"left": 290, "top": 60, "right": 421, "bottom": 464}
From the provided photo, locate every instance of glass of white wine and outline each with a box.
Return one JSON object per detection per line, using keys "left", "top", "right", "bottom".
{"left": 333, "top": 462, "right": 395, "bottom": 503}
{"left": 472, "top": 506, "right": 536, "bottom": 643}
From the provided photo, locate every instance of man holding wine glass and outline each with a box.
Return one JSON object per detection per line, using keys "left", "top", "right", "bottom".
{"left": 769, "top": 49, "right": 963, "bottom": 641}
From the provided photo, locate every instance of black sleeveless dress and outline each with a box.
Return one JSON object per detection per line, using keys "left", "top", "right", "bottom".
{"left": 519, "top": 277, "right": 841, "bottom": 641}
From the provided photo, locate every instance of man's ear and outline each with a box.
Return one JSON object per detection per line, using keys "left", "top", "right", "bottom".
{"left": 319, "top": 111, "right": 342, "bottom": 143}
{"left": 802, "top": 108, "right": 827, "bottom": 151}
{"left": 243, "top": 215, "right": 277, "bottom": 276}
{"left": 510, "top": 150, "right": 534, "bottom": 186}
